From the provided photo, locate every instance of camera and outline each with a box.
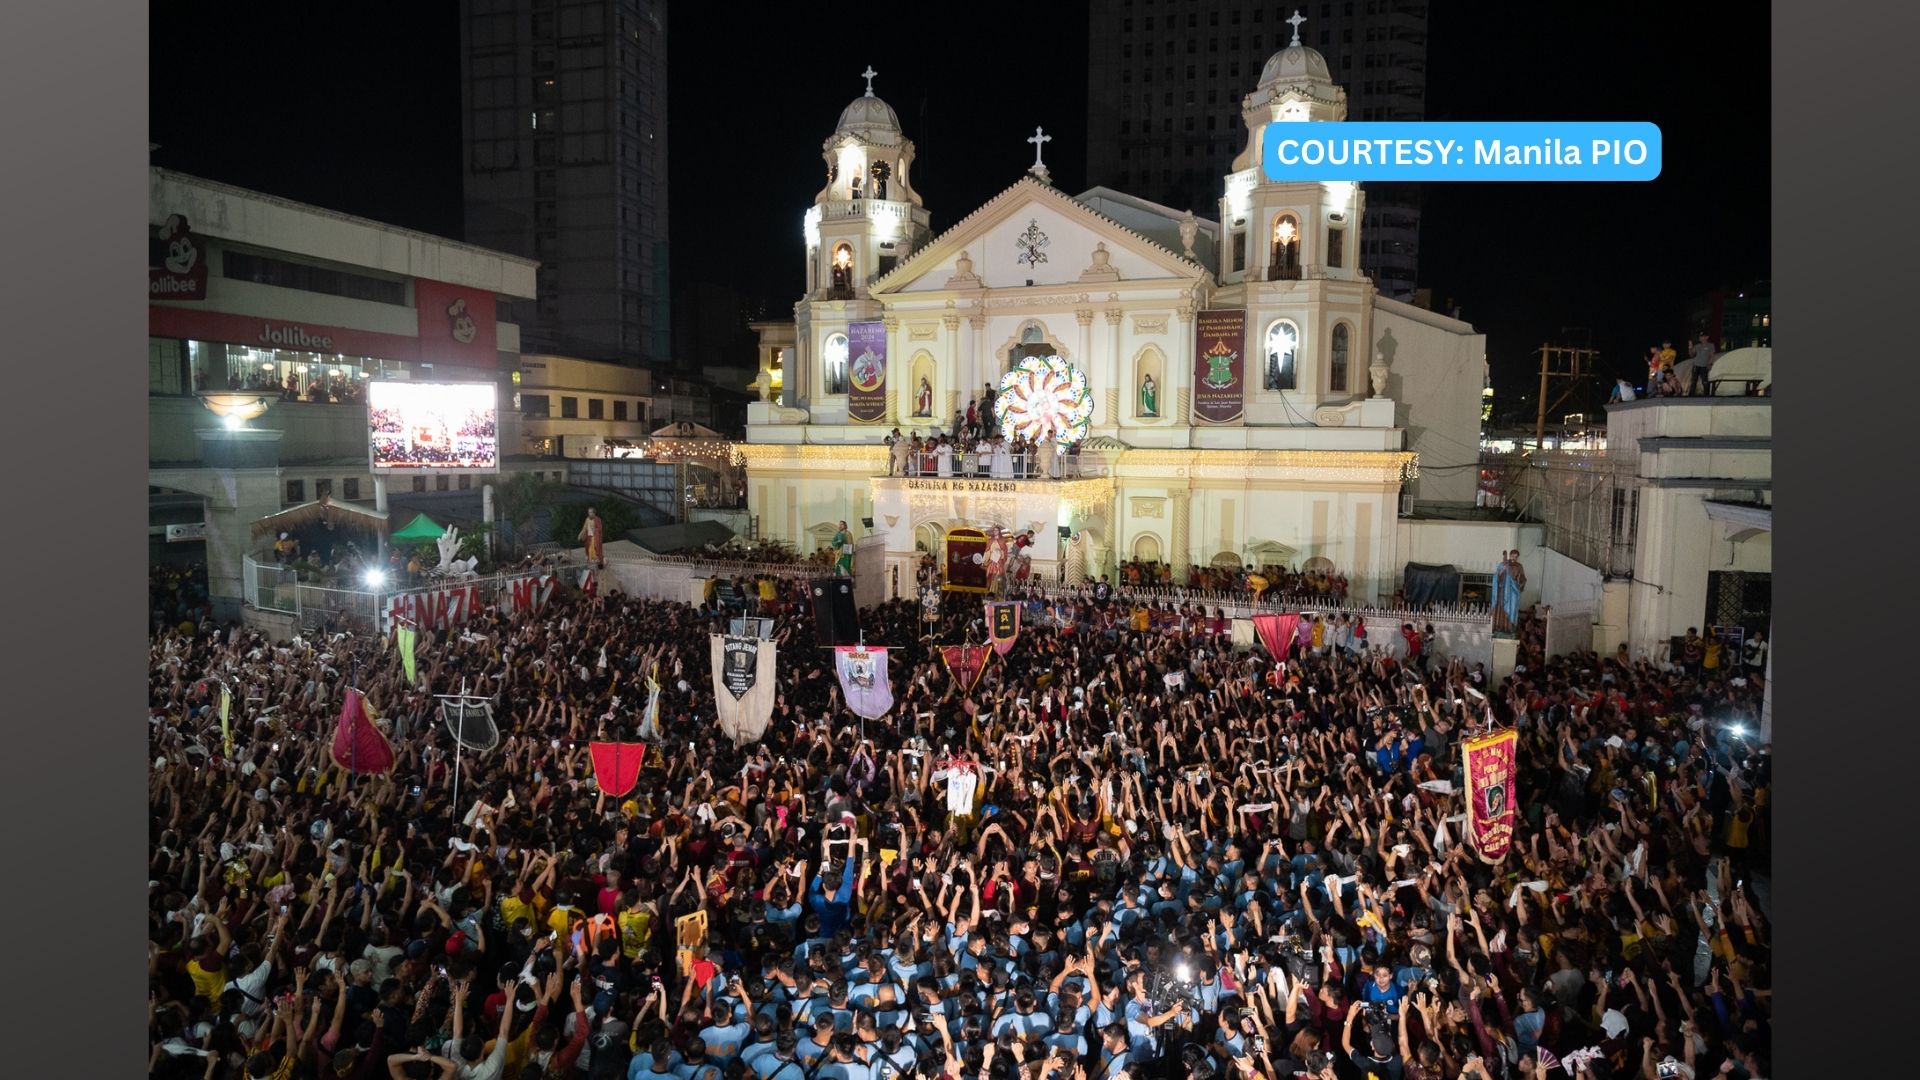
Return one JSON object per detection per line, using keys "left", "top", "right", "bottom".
{"left": 1657, "top": 1061, "right": 1682, "bottom": 1079}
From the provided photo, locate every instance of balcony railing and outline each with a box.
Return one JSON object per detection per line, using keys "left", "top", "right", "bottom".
{"left": 888, "top": 450, "right": 1088, "bottom": 481}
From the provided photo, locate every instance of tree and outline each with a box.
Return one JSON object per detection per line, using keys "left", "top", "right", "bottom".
{"left": 496, "top": 473, "right": 560, "bottom": 556}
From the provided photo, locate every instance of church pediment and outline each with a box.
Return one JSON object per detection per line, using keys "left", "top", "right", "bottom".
{"left": 876, "top": 175, "right": 1208, "bottom": 296}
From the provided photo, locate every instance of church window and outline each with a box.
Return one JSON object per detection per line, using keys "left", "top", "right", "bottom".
{"left": 823, "top": 333, "right": 850, "bottom": 395}
{"left": 1264, "top": 320, "right": 1299, "bottom": 392}
{"left": 1330, "top": 323, "right": 1351, "bottom": 393}
{"left": 1326, "top": 226, "right": 1345, "bottom": 269}
{"left": 830, "top": 243, "right": 854, "bottom": 294}
{"left": 1270, "top": 215, "right": 1301, "bottom": 280}
{"left": 1231, "top": 230, "right": 1246, "bottom": 272}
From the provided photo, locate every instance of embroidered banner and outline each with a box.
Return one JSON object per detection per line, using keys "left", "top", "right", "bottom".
{"left": 1462, "top": 728, "right": 1519, "bottom": 863}
{"left": 710, "top": 633, "right": 778, "bottom": 745}
{"left": 835, "top": 645, "right": 895, "bottom": 720}
{"left": 987, "top": 601, "right": 1022, "bottom": 656}
{"left": 330, "top": 687, "right": 395, "bottom": 775}
{"left": 939, "top": 644, "right": 991, "bottom": 694}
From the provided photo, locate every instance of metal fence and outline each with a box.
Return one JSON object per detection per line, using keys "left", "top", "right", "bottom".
{"left": 242, "top": 554, "right": 583, "bottom": 633}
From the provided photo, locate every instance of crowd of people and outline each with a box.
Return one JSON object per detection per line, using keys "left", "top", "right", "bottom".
{"left": 1625, "top": 336, "right": 1718, "bottom": 401}
{"left": 886, "top": 430, "right": 1080, "bottom": 482}
{"left": 148, "top": 574, "right": 1772, "bottom": 1080}
{"left": 1110, "top": 564, "right": 1352, "bottom": 607}
{"left": 202, "top": 367, "right": 373, "bottom": 406}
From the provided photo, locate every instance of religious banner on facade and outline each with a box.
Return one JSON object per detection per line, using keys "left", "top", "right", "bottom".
{"left": 988, "top": 601, "right": 1022, "bottom": 656}
{"left": 1193, "top": 309, "right": 1247, "bottom": 424}
{"left": 589, "top": 740, "right": 648, "bottom": 798}
{"left": 1251, "top": 613, "right": 1300, "bottom": 661}
{"left": 835, "top": 645, "right": 895, "bottom": 720}
{"left": 1462, "top": 728, "right": 1519, "bottom": 863}
{"left": 848, "top": 320, "right": 888, "bottom": 423}
{"left": 710, "top": 633, "right": 778, "bottom": 745}
{"left": 939, "top": 644, "right": 990, "bottom": 694}
{"left": 944, "top": 528, "right": 989, "bottom": 593}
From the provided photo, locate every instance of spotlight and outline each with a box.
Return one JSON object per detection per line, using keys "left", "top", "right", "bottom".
{"left": 362, "top": 568, "right": 389, "bottom": 589}
{"left": 1174, "top": 962, "right": 1191, "bottom": 982}
{"left": 222, "top": 413, "right": 245, "bottom": 430}
{"left": 1727, "top": 724, "right": 1747, "bottom": 739}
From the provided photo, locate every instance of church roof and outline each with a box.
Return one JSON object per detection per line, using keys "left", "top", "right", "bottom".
{"left": 872, "top": 174, "right": 1210, "bottom": 293}
{"left": 1258, "top": 43, "right": 1333, "bottom": 88}
{"left": 835, "top": 91, "right": 901, "bottom": 138}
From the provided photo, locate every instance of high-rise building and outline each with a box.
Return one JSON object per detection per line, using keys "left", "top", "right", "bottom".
{"left": 1085, "top": 0, "right": 1427, "bottom": 299}
{"left": 459, "top": 0, "right": 670, "bottom": 365}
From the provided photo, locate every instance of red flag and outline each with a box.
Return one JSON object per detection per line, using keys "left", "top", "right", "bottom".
{"left": 590, "top": 741, "right": 648, "bottom": 798}
{"left": 1252, "top": 613, "right": 1299, "bottom": 661}
{"left": 939, "top": 645, "right": 991, "bottom": 694}
{"left": 329, "top": 688, "right": 395, "bottom": 775}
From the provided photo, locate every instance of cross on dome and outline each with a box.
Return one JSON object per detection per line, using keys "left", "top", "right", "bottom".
{"left": 1287, "top": 10, "right": 1306, "bottom": 46}
{"left": 1028, "top": 126, "right": 1052, "bottom": 168}
{"left": 861, "top": 65, "right": 878, "bottom": 96}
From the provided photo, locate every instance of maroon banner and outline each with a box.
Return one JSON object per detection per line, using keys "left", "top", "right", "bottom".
{"left": 1462, "top": 729, "right": 1519, "bottom": 863}
{"left": 944, "top": 528, "right": 988, "bottom": 593}
{"left": 330, "top": 688, "right": 396, "bottom": 776}
{"left": 1252, "top": 613, "right": 1300, "bottom": 660}
{"left": 1193, "top": 309, "right": 1246, "bottom": 424}
{"left": 988, "top": 601, "right": 1021, "bottom": 656}
{"left": 848, "top": 320, "right": 888, "bottom": 423}
{"left": 939, "top": 645, "right": 991, "bottom": 694}
{"left": 590, "top": 741, "right": 649, "bottom": 798}
{"left": 414, "top": 278, "right": 500, "bottom": 368}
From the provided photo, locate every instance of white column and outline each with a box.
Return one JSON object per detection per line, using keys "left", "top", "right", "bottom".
{"left": 883, "top": 317, "right": 902, "bottom": 425}
{"left": 374, "top": 475, "right": 389, "bottom": 513}
{"left": 968, "top": 311, "right": 990, "bottom": 410}
{"left": 942, "top": 314, "right": 961, "bottom": 419}
{"left": 1103, "top": 308, "right": 1124, "bottom": 428}
{"left": 1175, "top": 303, "right": 1196, "bottom": 423}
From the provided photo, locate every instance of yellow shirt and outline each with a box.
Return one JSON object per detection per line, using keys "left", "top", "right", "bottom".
{"left": 1311, "top": 622, "right": 1326, "bottom": 648}
{"left": 500, "top": 895, "right": 531, "bottom": 931}
{"left": 618, "top": 909, "right": 652, "bottom": 958}
{"left": 188, "top": 957, "right": 226, "bottom": 1004}
{"left": 547, "top": 904, "right": 578, "bottom": 938}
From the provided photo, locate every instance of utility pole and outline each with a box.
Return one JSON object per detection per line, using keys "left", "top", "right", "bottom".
{"left": 1534, "top": 343, "right": 1601, "bottom": 450}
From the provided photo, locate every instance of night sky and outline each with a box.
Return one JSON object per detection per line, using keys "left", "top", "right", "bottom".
{"left": 150, "top": 2, "right": 1767, "bottom": 415}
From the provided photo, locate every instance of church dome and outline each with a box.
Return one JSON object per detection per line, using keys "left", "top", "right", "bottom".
{"left": 1258, "top": 43, "right": 1333, "bottom": 88}
{"left": 836, "top": 92, "right": 901, "bottom": 137}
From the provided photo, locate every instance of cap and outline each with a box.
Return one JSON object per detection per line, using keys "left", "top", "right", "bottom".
{"left": 348, "top": 958, "right": 373, "bottom": 979}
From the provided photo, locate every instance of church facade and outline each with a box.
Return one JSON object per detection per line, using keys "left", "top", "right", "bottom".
{"left": 741, "top": 33, "right": 1486, "bottom": 603}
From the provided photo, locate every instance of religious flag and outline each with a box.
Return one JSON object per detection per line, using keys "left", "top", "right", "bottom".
{"left": 329, "top": 687, "right": 396, "bottom": 775}
{"left": 218, "top": 682, "right": 233, "bottom": 759}
{"left": 1462, "top": 728, "right": 1519, "bottom": 863}
{"left": 1251, "top": 613, "right": 1300, "bottom": 661}
{"left": 835, "top": 645, "right": 895, "bottom": 720}
{"left": 939, "top": 644, "right": 991, "bottom": 694}
{"left": 638, "top": 664, "right": 662, "bottom": 740}
{"left": 589, "top": 740, "right": 649, "bottom": 798}
{"left": 710, "top": 633, "right": 778, "bottom": 745}
{"left": 396, "top": 625, "right": 418, "bottom": 685}
{"left": 441, "top": 694, "right": 500, "bottom": 752}
{"left": 579, "top": 567, "right": 598, "bottom": 598}
{"left": 987, "top": 601, "right": 1021, "bottom": 656}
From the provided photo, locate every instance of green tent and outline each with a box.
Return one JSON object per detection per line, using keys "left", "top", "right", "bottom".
{"left": 390, "top": 513, "right": 447, "bottom": 542}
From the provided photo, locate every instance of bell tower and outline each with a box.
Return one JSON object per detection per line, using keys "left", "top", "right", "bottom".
{"left": 790, "top": 69, "right": 934, "bottom": 416}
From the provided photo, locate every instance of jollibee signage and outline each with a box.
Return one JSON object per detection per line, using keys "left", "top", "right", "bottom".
{"left": 149, "top": 215, "right": 208, "bottom": 300}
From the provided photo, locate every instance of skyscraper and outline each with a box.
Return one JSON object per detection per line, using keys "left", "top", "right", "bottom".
{"left": 459, "top": 0, "right": 670, "bottom": 365}
{"left": 1085, "top": 0, "right": 1426, "bottom": 299}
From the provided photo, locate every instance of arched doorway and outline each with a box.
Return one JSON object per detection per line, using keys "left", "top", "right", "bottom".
{"left": 1131, "top": 533, "right": 1162, "bottom": 562}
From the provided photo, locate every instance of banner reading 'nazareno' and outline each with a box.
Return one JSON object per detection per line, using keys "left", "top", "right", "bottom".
{"left": 1193, "top": 309, "right": 1246, "bottom": 424}
{"left": 1462, "top": 728, "right": 1519, "bottom": 863}
{"left": 848, "top": 320, "right": 888, "bottom": 423}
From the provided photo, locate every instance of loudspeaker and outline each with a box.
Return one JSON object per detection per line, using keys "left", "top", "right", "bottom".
{"left": 810, "top": 577, "right": 859, "bottom": 646}
{"left": 1057, "top": 525, "right": 1071, "bottom": 541}
{"left": 861, "top": 517, "right": 874, "bottom": 529}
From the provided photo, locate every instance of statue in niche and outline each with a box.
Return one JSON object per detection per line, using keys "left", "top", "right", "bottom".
{"left": 915, "top": 376, "right": 933, "bottom": 417}
{"left": 1139, "top": 372, "right": 1158, "bottom": 417}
